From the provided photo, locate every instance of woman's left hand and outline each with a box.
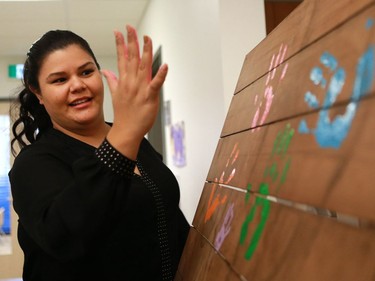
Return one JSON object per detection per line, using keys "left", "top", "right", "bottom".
{"left": 102, "top": 25, "right": 168, "bottom": 159}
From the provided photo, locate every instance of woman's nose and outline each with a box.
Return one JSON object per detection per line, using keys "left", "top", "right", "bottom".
{"left": 69, "top": 76, "right": 86, "bottom": 93}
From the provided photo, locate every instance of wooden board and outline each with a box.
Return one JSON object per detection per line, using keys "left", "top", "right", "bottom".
{"left": 208, "top": 98, "right": 375, "bottom": 222}
{"left": 176, "top": 227, "right": 242, "bottom": 281}
{"left": 235, "top": 0, "right": 375, "bottom": 93}
{"left": 177, "top": 0, "right": 375, "bottom": 280}
{"left": 186, "top": 183, "right": 375, "bottom": 281}
{"left": 223, "top": 3, "right": 375, "bottom": 136}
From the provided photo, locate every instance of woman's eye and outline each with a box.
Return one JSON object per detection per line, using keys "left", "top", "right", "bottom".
{"left": 52, "top": 78, "right": 66, "bottom": 84}
{"left": 82, "top": 69, "right": 94, "bottom": 76}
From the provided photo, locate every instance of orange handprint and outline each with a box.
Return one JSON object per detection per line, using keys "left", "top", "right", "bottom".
{"left": 204, "top": 143, "right": 239, "bottom": 223}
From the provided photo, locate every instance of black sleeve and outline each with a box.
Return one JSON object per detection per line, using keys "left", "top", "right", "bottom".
{"left": 10, "top": 139, "right": 136, "bottom": 262}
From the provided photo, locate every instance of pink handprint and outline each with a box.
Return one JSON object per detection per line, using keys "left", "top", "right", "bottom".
{"left": 251, "top": 44, "right": 289, "bottom": 130}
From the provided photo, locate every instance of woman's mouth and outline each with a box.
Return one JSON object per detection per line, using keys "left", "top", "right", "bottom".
{"left": 69, "top": 98, "right": 92, "bottom": 107}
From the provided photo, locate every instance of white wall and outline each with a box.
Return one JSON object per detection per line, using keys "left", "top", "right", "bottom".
{"left": 220, "top": 0, "right": 266, "bottom": 110}
{"left": 0, "top": 57, "right": 25, "bottom": 100}
{"left": 138, "top": 0, "right": 266, "bottom": 223}
{"left": 138, "top": 0, "right": 223, "bottom": 223}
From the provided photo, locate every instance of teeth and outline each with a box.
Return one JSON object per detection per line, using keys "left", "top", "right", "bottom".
{"left": 71, "top": 98, "right": 89, "bottom": 105}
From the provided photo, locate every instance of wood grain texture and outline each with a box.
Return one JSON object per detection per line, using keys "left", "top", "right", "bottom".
{"left": 235, "top": 0, "right": 374, "bottom": 93}
{"left": 208, "top": 97, "right": 375, "bottom": 221}
{"left": 176, "top": 227, "right": 242, "bottom": 281}
{"left": 190, "top": 183, "right": 375, "bottom": 281}
{"left": 223, "top": 4, "right": 375, "bottom": 136}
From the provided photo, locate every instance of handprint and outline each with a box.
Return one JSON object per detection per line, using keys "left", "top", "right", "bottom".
{"left": 214, "top": 203, "right": 234, "bottom": 251}
{"left": 251, "top": 44, "right": 289, "bottom": 130}
{"left": 299, "top": 46, "right": 374, "bottom": 148}
{"left": 240, "top": 124, "right": 294, "bottom": 260}
{"left": 240, "top": 183, "right": 270, "bottom": 260}
{"left": 205, "top": 143, "right": 239, "bottom": 223}
{"left": 204, "top": 185, "right": 228, "bottom": 223}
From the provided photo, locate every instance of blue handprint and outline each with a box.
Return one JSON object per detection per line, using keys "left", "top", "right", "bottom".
{"left": 299, "top": 46, "right": 374, "bottom": 149}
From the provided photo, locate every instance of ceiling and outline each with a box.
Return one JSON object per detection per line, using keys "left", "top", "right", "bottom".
{"left": 0, "top": 0, "right": 150, "bottom": 57}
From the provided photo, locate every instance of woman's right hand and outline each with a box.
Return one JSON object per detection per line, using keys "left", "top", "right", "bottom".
{"left": 102, "top": 25, "right": 168, "bottom": 160}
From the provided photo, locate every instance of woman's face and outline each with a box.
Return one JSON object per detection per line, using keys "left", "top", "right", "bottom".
{"left": 35, "top": 44, "right": 105, "bottom": 133}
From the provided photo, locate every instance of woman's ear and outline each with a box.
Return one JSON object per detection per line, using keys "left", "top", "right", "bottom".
{"left": 30, "top": 87, "right": 44, "bottom": 105}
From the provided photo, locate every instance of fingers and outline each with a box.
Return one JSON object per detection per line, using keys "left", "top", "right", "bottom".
{"left": 114, "top": 25, "right": 143, "bottom": 79}
{"left": 138, "top": 35, "right": 153, "bottom": 82}
{"left": 126, "top": 25, "right": 141, "bottom": 77}
{"left": 114, "top": 31, "right": 127, "bottom": 77}
{"left": 111, "top": 25, "right": 167, "bottom": 95}
{"left": 149, "top": 64, "right": 168, "bottom": 94}
{"left": 138, "top": 35, "right": 168, "bottom": 93}
{"left": 101, "top": 70, "right": 118, "bottom": 93}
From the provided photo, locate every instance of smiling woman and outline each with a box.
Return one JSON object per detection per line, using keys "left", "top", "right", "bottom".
{"left": 8, "top": 27, "right": 189, "bottom": 281}
{"left": 33, "top": 44, "right": 106, "bottom": 143}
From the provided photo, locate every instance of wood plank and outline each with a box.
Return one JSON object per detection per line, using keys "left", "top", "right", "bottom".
{"left": 192, "top": 183, "right": 375, "bottom": 281}
{"left": 235, "top": 0, "right": 375, "bottom": 93}
{"left": 223, "top": 4, "right": 375, "bottom": 136}
{"left": 176, "top": 227, "right": 242, "bottom": 281}
{"left": 207, "top": 97, "right": 375, "bottom": 221}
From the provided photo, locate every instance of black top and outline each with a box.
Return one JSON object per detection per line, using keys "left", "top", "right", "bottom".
{"left": 9, "top": 128, "right": 189, "bottom": 281}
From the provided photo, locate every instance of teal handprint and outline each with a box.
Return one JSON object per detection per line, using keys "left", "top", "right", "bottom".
{"left": 299, "top": 46, "right": 374, "bottom": 148}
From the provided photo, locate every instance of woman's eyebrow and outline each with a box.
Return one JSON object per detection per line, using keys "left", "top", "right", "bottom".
{"left": 46, "top": 61, "right": 95, "bottom": 81}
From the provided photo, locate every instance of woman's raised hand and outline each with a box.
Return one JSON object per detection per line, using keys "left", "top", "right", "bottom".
{"left": 102, "top": 25, "right": 168, "bottom": 159}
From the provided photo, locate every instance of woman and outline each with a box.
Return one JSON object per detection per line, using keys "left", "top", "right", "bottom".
{"left": 9, "top": 25, "right": 189, "bottom": 281}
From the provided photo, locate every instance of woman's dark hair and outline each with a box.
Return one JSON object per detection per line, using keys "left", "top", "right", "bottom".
{"left": 10, "top": 30, "right": 100, "bottom": 155}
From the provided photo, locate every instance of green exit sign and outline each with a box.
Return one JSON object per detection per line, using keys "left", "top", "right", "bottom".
{"left": 8, "top": 64, "right": 24, "bottom": 79}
